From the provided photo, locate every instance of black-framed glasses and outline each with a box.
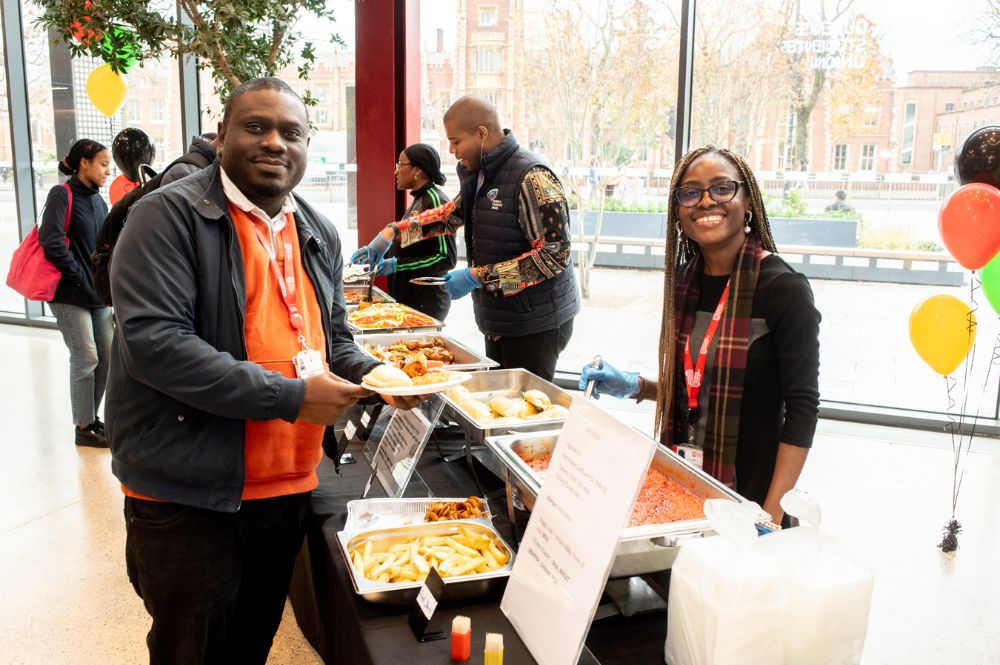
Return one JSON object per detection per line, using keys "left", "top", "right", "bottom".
{"left": 673, "top": 180, "right": 744, "bottom": 207}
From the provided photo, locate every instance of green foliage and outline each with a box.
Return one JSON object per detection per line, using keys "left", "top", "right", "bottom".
{"left": 31, "top": 0, "right": 343, "bottom": 105}
{"left": 857, "top": 227, "right": 942, "bottom": 251}
{"left": 765, "top": 188, "right": 863, "bottom": 220}
{"left": 599, "top": 197, "right": 667, "bottom": 213}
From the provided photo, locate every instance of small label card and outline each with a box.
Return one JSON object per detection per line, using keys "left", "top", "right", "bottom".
{"left": 408, "top": 567, "right": 448, "bottom": 642}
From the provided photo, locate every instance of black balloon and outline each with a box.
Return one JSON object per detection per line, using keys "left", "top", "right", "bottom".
{"left": 955, "top": 126, "right": 1000, "bottom": 189}
{"left": 112, "top": 128, "right": 155, "bottom": 182}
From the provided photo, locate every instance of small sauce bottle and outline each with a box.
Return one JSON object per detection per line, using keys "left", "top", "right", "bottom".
{"left": 484, "top": 632, "right": 503, "bottom": 665}
{"left": 451, "top": 615, "right": 471, "bottom": 662}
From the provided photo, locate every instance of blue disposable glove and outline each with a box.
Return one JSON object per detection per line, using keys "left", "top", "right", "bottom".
{"left": 373, "top": 257, "right": 397, "bottom": 276}
{"left": 443, "top": 267, "right": 481, "bottom": 300}
{"left": 578, "top": 358, "right": 640, "bottom": 399}
{"left": 350, "top": 233, "right": 392, "bottom": 266}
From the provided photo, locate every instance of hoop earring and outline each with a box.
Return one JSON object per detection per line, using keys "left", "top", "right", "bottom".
{"left": 744, "top": 210, "right": 753, "bottom": 235}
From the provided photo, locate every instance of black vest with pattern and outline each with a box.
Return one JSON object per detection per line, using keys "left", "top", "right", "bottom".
{"left": 457, "top": 131, "right": 580, "bottom": 337}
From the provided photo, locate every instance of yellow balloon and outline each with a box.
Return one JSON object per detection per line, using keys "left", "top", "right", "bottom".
{"left": 909, "top": 295, "right": 976, "bottom": 376}
{"left": 86, "top": 64, "right": 128, "bottom": 117}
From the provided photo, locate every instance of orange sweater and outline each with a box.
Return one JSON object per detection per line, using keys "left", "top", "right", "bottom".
{"left": 124, "top": 205, "right": 328, "bottom": 502}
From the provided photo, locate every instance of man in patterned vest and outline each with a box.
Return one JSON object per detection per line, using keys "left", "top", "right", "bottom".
{"left": 353, "top": 96, "right": 580, "bottom": 381}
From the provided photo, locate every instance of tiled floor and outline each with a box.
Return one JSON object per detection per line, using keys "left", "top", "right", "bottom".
{"left": 1, "top": 322, "right": 998, "bottom": 664}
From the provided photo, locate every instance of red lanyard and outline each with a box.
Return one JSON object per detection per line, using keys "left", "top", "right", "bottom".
{"left": 249, "top": 214, "right": 306, "bottom": 342}
{"left": 683, "top": 280, "right": 730, "bottom": 424}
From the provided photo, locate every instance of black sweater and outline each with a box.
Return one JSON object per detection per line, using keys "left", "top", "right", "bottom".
{"left": 38, "top": 176, "right": 108, "bottom": 308}
{"left": 680, "top": 254, "right": 821, "bottom": 504}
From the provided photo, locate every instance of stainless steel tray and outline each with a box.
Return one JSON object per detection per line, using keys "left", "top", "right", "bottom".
{"left": 354, "top": 332, "right": 498, "bottom": 372}
{"left": 484, "top": 430, "right": 744, "bottom": 576}
{"left": 347, "top": 303, "right": 445, "bottom": 334}
{"left": 343, "top": 284, "right": 394, "bottom": 310}
{"left": 344, "top": 496, "right": 494, "bottom": 531}
{"left": 440, "top": 369, "right": 573, "bottom": 445}
{"left": 337, "top": 520, "right": 515, "bottom": 605}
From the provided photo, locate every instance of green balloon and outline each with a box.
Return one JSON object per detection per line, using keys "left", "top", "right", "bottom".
{"left": 980, "top": 250, "right": 1000, "bottom": 316}
{"left": 99, "top": 26, "right": 140, "bottom": 74}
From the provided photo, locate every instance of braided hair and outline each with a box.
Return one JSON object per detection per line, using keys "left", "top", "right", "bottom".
{"left": 653, "top": 145, "right": 778, "bottom": 441}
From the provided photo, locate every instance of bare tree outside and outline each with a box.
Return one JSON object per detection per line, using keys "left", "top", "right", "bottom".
{"left": 521, "top": 0, "right": 678, "bottom": 298}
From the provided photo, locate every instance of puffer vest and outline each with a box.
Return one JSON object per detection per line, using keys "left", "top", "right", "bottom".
{"left": 457, "top": 131, "right": 580, "bottom": 337}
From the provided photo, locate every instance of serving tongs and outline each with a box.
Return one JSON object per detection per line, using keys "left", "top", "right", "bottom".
{"left": 362, "top": 269, "right": 376, "bottom": 304}
{"left": 409, "top": 276, "right": 447, "bottom": 286}
{"left": 583, "top": 354, "right": 602, "bottom": 399}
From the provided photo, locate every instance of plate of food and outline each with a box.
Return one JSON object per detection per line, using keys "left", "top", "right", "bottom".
{"left": 361, "top": 363, "right": 472, "bottom": 396}
{"left": 348, "top": 303, "right": 441, "bottom": 330}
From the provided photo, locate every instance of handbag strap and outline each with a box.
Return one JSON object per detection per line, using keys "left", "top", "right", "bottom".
{"left": 62, "top": 182, "right": 73, "bottom": 231}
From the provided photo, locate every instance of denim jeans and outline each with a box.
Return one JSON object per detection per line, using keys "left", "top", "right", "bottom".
{"left": 124, "top": 493, "right": 311, "bottom": 665}
{"left": 49, "top": 302, "right": 113, "bottom": 426}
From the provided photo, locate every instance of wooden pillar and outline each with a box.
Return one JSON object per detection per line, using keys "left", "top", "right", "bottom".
{"left": 355, "top": 0, "right": 421, "bottom": 248}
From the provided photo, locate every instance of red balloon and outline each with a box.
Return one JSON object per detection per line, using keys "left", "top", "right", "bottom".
{"left": 109, "top": 174, "right": 138, "bottom": 205}
{"left": 938, "top": 183, "right": 1000, "bottom": 269}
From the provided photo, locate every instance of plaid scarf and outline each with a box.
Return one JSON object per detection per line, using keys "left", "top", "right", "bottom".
{"left": 667, "top": 234, "right": 763, "bottom": 486}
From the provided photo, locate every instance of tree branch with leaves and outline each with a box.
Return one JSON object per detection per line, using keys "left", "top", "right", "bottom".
{"left": 31, "top": 0, "right": 342, "bottom": 105}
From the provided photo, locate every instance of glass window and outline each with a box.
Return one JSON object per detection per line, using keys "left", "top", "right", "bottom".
{"left": 479, "top": 6, "right": 498, "bottom": 27}
{"left": 860, "top": 143, "right": 876, "bottom": 170}
{"left": 901, "top": 102, "right": 917, "bottom": 165}
{"left": 475, "top": 47, "right": 502, "bottom": 73}
{"left": 945, "top": 102, "right": 955, "bottom": 112}
{"left": 690, "top": 0, "right": 998, "bottom": 417}
{"left": 833, "top": 143, "right": 848, "bottom": 170}
{"left": 423, "top": 0, "right": 682, "bottom": 380}
{"left": 0, "top": 23, "right": 20, "bottom": 314}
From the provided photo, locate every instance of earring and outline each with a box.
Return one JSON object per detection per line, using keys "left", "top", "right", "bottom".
{"left": 744, "top": 210, "right": 753, "bottom": 235}
{"left": 675, "top": 221, "right": 683, "bottom": 238}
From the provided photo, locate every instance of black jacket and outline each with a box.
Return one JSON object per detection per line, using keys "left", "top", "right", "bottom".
{"left": 158, "top": 136, "right": 217, "bottom": 186}
{"left": 457, "top": 131, "right": 580, "bottom": 336}
{"left": 105, "top": 163, "right": 378, "bottom": 512}
{"left": 38, "top": 176, "right": 108, "bottom": 308}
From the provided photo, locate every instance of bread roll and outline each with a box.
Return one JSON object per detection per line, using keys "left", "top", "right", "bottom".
{"left": 363, "top": 364, "right": 412, "bottom": 388}
{"left": 522, "top": 389, "right": 552, "bottom": 410}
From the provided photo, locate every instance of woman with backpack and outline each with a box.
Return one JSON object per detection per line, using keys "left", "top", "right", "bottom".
{"left": 39, "top": 139, "right": 113, "bottom": 447}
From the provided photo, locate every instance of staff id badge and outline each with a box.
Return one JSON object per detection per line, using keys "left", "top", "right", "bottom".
{"left": 674, "top": 444, "right": 704, "bottom": 469}
{"left": 293, "top": 349, "right": 324, "bottom": 378}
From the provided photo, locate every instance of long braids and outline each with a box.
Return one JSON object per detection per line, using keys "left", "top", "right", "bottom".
{"left": 653, "top": 145, "right": 777, "bottom": 441}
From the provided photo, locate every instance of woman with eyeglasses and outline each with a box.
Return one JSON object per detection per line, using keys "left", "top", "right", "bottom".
{"left": 350, "top": 143, "right": 456, "bottom": 321}
{"left": 580, "top": 146, "right": 820, "bottom": 526}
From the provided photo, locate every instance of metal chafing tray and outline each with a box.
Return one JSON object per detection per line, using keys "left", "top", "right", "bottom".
{"left": 347, "top": 303, "right": 445, "bottom": 334}
{"left": 343, "top": 284, "right": 394, "bottom": 310}
{"left": 336, "top": 520, "right": 515, "bottom": 605}
{"left": 484, "top": 430, "right": 744, "bottom": 576}
{"left": 354, "top": 332, "right": 499, "bottom": 372}
{"left": 343, "top": 496, "right": 494, "bottom": 531}
{"left": 440, "top": 368, "right": 572, "bottom": 442}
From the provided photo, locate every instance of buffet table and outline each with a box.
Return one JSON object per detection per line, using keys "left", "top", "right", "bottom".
{"left": 288, "top": 430, "right": 671, "bottom": 664}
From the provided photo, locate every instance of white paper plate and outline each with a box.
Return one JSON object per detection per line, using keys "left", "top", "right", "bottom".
{"left": 361, "top": 371, "right": 471, "bottom": 396}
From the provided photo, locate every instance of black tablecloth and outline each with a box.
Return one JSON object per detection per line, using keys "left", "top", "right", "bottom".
{"left": 288, "top": 431, "right": 669, "bottom": 664}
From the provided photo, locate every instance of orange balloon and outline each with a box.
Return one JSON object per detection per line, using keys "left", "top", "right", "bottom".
{"left": 109, "top": 174, "right": 138, "bottom": 205}
{"left": 938, "top": 183, "right": 1000, "bottom": 269}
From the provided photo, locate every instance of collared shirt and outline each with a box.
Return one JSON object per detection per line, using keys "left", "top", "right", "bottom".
{"left": 220, "top": 166, "right": 297, "bottom": 251}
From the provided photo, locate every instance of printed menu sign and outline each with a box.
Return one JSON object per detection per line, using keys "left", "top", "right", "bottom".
{"left": 500, "top": 396, "right": 655, "bottom": 665}
{"left": 367, "top": 395, "right": 445, "bottom": 497}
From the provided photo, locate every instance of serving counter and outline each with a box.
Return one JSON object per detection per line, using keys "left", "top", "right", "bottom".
{"left": 288, "top": 431, "right": 672, "bottom": 665}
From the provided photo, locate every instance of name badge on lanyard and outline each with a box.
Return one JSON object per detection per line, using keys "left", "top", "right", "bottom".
{"left": 252, "top": 216, "right": 325, "bottom": 379}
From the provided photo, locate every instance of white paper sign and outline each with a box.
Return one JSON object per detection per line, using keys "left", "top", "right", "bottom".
{"left": 372, "top": 407, "right": 433, "bottom": 497}
{"left": 500, "top": 396, "right": 656, "bottom": 665}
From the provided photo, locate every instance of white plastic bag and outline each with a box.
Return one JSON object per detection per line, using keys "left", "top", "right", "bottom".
{"left": 665, "top": 491, "right": 873, "bottom": 665}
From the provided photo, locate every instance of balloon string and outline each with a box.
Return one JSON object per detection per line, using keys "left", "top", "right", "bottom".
{"left": 953, "top": 329, "right": 1000, "bottom": 515}
{"left": 944, "top": 374, "right": 960, "bottom": 518}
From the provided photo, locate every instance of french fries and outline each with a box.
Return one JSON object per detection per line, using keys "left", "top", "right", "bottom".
{"left": 348, "top": 526, "right": 511, "bottom": 584}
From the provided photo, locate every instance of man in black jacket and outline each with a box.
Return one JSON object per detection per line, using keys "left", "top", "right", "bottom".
{"left": 107, "top": 77, "right": 422, "bottom": 664}
{"left": 353, "top": 96, "right": 580, "bottom": 381}
{"left": 158, "top": 132, "right": 219, "bottom": 186}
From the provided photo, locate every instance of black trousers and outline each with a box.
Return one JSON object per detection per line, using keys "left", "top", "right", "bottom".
{"left": 124, "top": 493, "right": 311, "bottom": 665}
{"left": 388, "top": 276, "right": 451, "bottom": 322}
{"left": 484, "top": 318, "right": 574, "bottom": 382}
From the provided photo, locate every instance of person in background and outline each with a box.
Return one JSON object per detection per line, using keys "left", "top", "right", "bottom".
{"left": 158, "top": 132, "right": 219, "bottom": 186}
{"left": 354, "top": 143, "right": 455, "bottom": 320}
{"left": 580, "top": 146, "right": 820, "bottom": 526}
{"left": 106, "top": 77, "right": 422, "bottom": 664}
{"left": 39, "top": 139, "right": 112, "bottom": 447}
{"left": 825, "top": 189, "right": 855, "bottom": 214}
{"left": 352, "top": 96, "right": 580, "bottom": 381}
